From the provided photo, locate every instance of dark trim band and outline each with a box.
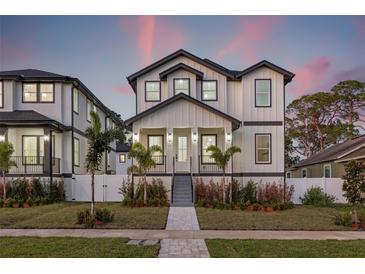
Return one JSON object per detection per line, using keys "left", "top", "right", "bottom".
{"left": 244, "top": 121, "right": 283, "bottom": 126}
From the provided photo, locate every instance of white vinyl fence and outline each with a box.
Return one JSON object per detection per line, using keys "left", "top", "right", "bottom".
{"left": 70, "top": 175, "right": 129, "bottom": 202}
{"left": 286, "top": 178, "right": 347, "bottom": 204}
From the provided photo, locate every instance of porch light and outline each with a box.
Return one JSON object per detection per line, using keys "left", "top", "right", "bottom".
{"left": 192, "top": 132, "right": 198, "bottom": 143}
{"left": 167, "top": 132, "right": 173, "bottom": 144}
{"left": 226, "top": 132, "right": 232, "bottom": 144}
{"left": 0, "top": 135, "right": 5, "bottom": 142}
{"left": 43, "top": 135, "right": 49, "bottom": 142}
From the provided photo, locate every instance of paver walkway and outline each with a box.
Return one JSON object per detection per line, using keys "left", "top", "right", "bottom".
{"left": 159, "top": 206, "right": 210, "bottom": 258}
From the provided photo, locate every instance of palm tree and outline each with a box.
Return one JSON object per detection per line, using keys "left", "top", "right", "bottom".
{"left": 127, "top": 142, "right": 162, "bottom": 204}
{"left": 0, "top": 141, "right": 17, "bottom": 200}
{"left": 85, "top": 111, "right": 125, "bottom": 219}
{"left": 206, "top": 145, "right": 241, "bottom": 203}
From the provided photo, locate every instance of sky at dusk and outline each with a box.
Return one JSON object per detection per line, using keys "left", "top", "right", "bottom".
{"left": 1, "top": 16, "right": 364, "bottom": 119}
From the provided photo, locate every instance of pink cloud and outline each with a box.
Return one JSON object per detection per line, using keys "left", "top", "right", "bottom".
{"left": 289, "top": 57, "right": 332, "bottom": 95}
{"left": 119, "top": 16, "right": 186, "bottom": 66}
{"left": 216, "top": 16, "right": 283, "bottom": 63}
{"left": 0, "top": 38, "right": 31, "bottom": 63}
{"left": 353, "top": 17, "right": 365, "bottom": 41}
{"left": 113, "top": 84, "right": 134, "bottom": 95}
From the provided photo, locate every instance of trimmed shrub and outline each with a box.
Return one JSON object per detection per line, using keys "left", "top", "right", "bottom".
{"left": 300, "top": 186, "right": 335, "bottom": 207}
{"left": 119, "top": 177, "right": 134, "bottom": 206}
{"left": 257, "top": 182, "right": 294, "bottom": 205}
{"left": 333, "top": 212, "right": 352, "bottom": 226}
{"left": 194, "top": 178, "right": 224, "bottom": 207}
{"left": 9, "top": 179, "right": 28, "bottom": 202}
{"left": 96, "top": 208, "right": 114, "bottom": 223}
{"left": 239, "top": 180, "right": 257, "bottom": 205}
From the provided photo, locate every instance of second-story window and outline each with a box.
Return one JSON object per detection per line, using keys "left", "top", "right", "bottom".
{"left": 202, "top": 80, "right": 217, "bottom": 101}
{"left": 145, "top": 81, "right": 160, "bottom": 102}
{"left": 23, "top": 83, "right": 38, "bottom": 102}
{"left": 87, "top": 99, "right": 92, "bottom": 122}
{"left": 39, "top": 83, "right": 54, "bottom": 102}
{"left": 0, "top": 81, "right": 3, "bottom": 108}
{"left": 174, "top": 78, "right": 189, "bottom": 95}
{"left": 255, "top": 79, "right": 271, "bottom": 107}
{"left": 73, "top": 88, "right": 79, "bottom": 114}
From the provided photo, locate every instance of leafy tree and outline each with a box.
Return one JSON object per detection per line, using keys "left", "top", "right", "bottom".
{"left": 127, "top": 142, "right": 162, "bottom": 204}
{"left": 342, "top": 160, "right": 365, "bottom": 224}
{"left": 206, "top": 145, "right": 241, "bottom": 203}
{"left": 331, "top": 80, "right": 365, "bottom": 138}
{"left": 85, "top": 111, "right": 125, "bottom": 222}
{"left": 0, "top": 141, "right": 17, "bottom": 200}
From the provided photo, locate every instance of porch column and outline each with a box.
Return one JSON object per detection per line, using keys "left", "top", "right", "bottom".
{"left": 166, "top": 128, "right": 173, "bottom": 173}
{"left": 191, "top": 127, "right": 199, "bottom": 174}
{"left": 43, "top": 127, "right": 53, "bottom": 178}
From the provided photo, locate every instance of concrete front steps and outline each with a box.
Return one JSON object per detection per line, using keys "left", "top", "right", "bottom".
{"left": 171, "top": 174, "right": 193, "bottom": 207}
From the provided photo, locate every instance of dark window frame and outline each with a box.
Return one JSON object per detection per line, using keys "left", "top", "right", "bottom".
{"left": 301, "top": 168, "right": 307, "bottom": 178}
{"left": 201, "top": 80, "right": 218, "bottom": 101}
{"left": 255, "top": 133, "right": 272, "bottom": 164}
{"left": 147, "top": 134, "right": 164, "bottom": 165}
{"left": 73, "top": 137, "right": 80, "bottom": 167}
{"left": 173, "top": 78, "right": 190, "bottom": 96}
{"left": 22, "top": 135, "right": 55, "bottom": 165}
{"left": 200, "top": 134, "right": 217, "bottom": 164}
{"left": 255, "top": 79, "right": 272, "bottom": 108}
{"left": 22, "top": 82, "right": 55, "bottom": 103}
{"left": 145, "top": 81, "right": 161, "bottom": 102}
{"left": 119, "top": 153, "right": 126, "bottom": 163}
{"left": 323, "top": 164, "right": 331, "bottom": 178}
{"left": 0, "top": 80, "right": 4, "bottom": 109}
{"left": 72, "top": 88, "right": 79, "bottom": 114}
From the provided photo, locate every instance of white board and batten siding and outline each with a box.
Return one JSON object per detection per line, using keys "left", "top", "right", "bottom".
{"left": 286, "top": 178, "right": 347, "bottom": 204}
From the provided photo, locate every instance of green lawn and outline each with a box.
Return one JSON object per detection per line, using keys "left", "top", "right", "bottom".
{"left": 206, "top": 239, "right": 365, "bottom": 257}
{"left": 0, "top": 202, "right": 169, "bottom": 229}
{"left": 196, "top": 205, "right": 365, "bottom": 230}
{"left": 0, "top": 237, "right": 159, "bottom": 257}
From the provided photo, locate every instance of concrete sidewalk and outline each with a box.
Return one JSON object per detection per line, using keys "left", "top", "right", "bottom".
{"left": 0, "top": 229, "right": 364, "bottom": 240}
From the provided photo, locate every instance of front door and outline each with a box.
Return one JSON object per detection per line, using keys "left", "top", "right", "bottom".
{"left": 175, "top": 135, "right": 190, "bottom": 173}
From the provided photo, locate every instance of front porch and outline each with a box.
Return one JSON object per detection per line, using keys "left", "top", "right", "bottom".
{"left": 132, "top": 127, "right": 232, "bottom": 175}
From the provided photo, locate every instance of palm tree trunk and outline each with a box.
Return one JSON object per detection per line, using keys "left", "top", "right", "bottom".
{"left": 91, "top": 172, "right": 95, "bottom": 217}
{"left": 222, "top": 173, "right": 226, "bottom": 204}
{"left": 143, "top": 175, "right": 147, "bottom": 205}
{"left": 2, "top": 171, "right": 6, "bottom": 200}
{"left": 229, "top": 170, "right": 232, "bottom": 204}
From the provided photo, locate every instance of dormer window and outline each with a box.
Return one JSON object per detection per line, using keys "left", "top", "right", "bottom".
{"left": 202, "top": 80, "right": 217, "bottom": 101}
{"left": 145, "top": 81, "right": 161, "bottom": 102}
{"left": 174, "top": 78, "right": 190, "bottom": 95}
{"left": 255, "top": 79, "right": 271, "bottom": 107}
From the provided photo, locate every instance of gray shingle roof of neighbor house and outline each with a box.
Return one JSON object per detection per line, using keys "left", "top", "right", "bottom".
{"left": 124, "top": 93, "right": 242, "bottom": 130}
{"left": 116, "top": 142, "right": 131, "bottom": 152}
{"left": 126, "top": 49, "right": 295, "bottom": 92}
{"left": 294, "top": 135, "right": 365, "bottom": 167}
{"left": 0, "top": 110, "right": 69, "bottom": 130}
{"left": 0, "top": 69, "right": 120, "bottom": 124}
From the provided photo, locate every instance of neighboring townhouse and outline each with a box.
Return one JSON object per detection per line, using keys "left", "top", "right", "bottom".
{"left": 0, "top": 69, "right": 120, "bottom": 185}
{"left": 124, "top": 49, "right": 295, "bottom": 205}
{"left": 115, "top": 142, "right": 132, "bottom": 175}
{"left": 288, "top": 135, "right": 365, "bottom": 179}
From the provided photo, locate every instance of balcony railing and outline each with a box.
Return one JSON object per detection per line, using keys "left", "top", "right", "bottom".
{"left": 7, "top": 156, "right": 61, "bottom": 175}
{"left": 147, "top": 155, "right": 166, "bottom": 173}
{"left": 198, "top": 155, "right": 223, "bottom": 173}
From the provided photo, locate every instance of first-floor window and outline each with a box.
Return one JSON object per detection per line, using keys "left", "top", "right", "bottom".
{"left": 119, "top": 153, "right": 126, "bottom": 163}
{"left": 73, "top": 137, "right": 80, "bottom": 166}
{"left": 323, "top": 164, "right": 331, "bottom": 178}
{"left": 148, "top": 135, "right": 163, "bottom": 164}
{"left": 0, "top": 81, "right": 3, "bottom": 108}
{"left": 255, "top": 134, "right": 271, "bottom": 164}
{"left": 302, "top": 168, "right": 307, "bottom": 178}
{"left": 201, "top": 135, "right": 217, "bottom": 163}
{"left": 286, "top": 172, "right": 291, "bottom": 178}
{"left": 177, "top": 136, "right": 188, "bottom": 162}
{"left": 22, "top": 135, "right": 54, "bottom": 164}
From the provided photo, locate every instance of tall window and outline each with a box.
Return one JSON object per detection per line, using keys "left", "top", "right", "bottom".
{"left": 39, "top": 83, "right": 54, "bottom": 102}
{"left": 302, "top": 168, "right": 307, "bottom": 178}
{"left": 324, "top": 164, "right": 331, "bottom": 178}
{"left": 177, "top": 136, "right": 188, "bottom": 162}
{"left": 202, "top": 80, "right": 217, "bottom": 101}
{"left": 73, "top": 137, "right": 80, "bottom": 166}
{"left": 201, "top": 135, "right": 216, "bottom": 164}
{"left": 22, "top": 135, "right": 54, "bottom": 164}
{"left": 0, "top": 81, "right": 3, "bottom": 108}
{"left": 73, "top": 88, "right": 79, "bottom": 113}
{"left": 23, "top": 83, "right": 37, "bottom": 102}
{"left": 255, "top": 134, "right": 271, "bottom": 164}
{"left": 145, "top": 81, "right": 160, "bottom": 101}
{"left": 174, "top": 79, "right": 189, "bottom": 95}
{"left": 255, "top": 79, "right": 271, "bottom": 107}
{"left": 87, "top": 99, "right": 92, "bottom": 121}
{"left": 119, "top": 153, "right": 126, "bottom": 163}
{"left": 148, "top": 135, "right": 163, "bottom": 164}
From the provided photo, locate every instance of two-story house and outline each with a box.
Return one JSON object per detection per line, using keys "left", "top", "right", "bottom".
{"left": 124, "top": 49, "right": 294, "bottom": 205}
{"left": 0, "top": 69, "right": 120, "bottom": 188}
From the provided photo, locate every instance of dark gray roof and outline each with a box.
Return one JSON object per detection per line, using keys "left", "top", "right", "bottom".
{"left": 294, "top": 135, "right": 365, "bottom": 167}
{"left": 116, "top": 142, "right": 131, "bottom": 152}
{"left": 0, "top": 69, "right": 120, "bottom": 124}
{"left": 0, "top": 110, "right": 69, "bottom": 130}
{"left": 125, "top": 93, "right": 241, "bottom": 130}
{"left": 337, "top": 146, "right": 365, "bottom": 162}
{"left": 126, "top": 49, "right": 295, "bottom": 92}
